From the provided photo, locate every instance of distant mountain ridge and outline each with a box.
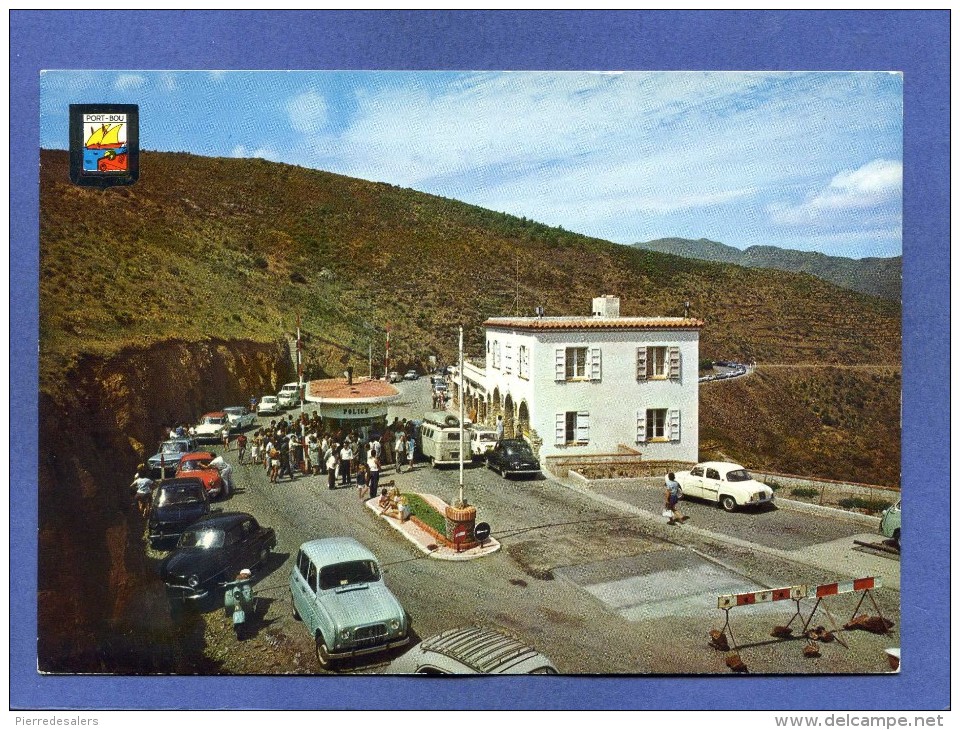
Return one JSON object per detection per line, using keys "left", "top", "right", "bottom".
{"left": 632, "top": 238, "right": 901, "bottom": 301}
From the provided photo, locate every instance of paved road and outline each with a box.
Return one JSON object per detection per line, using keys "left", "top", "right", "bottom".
{"left": 192, "top": 378, "right": 900, "bottom": 675}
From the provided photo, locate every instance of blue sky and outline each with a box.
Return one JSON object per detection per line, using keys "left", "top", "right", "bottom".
{"left": 41, "top": 70, "right": 903, "bottom": 258}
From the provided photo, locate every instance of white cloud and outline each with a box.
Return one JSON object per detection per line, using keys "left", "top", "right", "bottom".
{"left": 231, "top": 144, "right": 278, "bottom": 161}
{"left": 287, "top": 90, "right": 328, "bottom": 134}
{"left": 770, "top": 159, "right": 902, "bottom": 226}
{"left": 114, "top": 74, "right": 146, "bottom": 91}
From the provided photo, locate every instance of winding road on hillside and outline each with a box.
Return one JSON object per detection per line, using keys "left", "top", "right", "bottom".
{"left": 178, "top": 378, "right": 900, "bottom": 676}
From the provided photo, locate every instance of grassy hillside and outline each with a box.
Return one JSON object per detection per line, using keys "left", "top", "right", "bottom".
{"left": 700, "top": 366, "right": 900, "bottom": 486}
{"left": 634, "top": 237, "right": 902, "bottom": 301}
{"left": 40, "top": 150, "right": 900, "bottom": 388}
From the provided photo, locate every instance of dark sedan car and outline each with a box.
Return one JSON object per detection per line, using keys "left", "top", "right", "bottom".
{"left": 161, "top": 512, "right": 277, "bottom": 603}
{"left": 148, "top": 477, "right": 210, "bottom": 548}
{"left": 486, "top": 439, "right": 541, "bottom": 478}
{"left": 147, "top": 437, "right": 197, "bottom": 477}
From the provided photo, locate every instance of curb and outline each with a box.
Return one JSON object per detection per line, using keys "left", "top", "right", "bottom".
{"left": 774, "top": 497, "right": 881, "bottom": 528}
{"left": 364, "top": 497, "right": 501, "bottom": 562}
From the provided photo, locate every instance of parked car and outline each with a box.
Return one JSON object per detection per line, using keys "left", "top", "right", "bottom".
{"left": 486, "top": 439, "right": 541, "bottom": 478}
{"left": 147, "top": 437, "right": 197, "bottom": 476}
{"left": 388, "top": 625, "right": 559, "bottom": 675}
{"left": 879, "top": 499, "right": 901, "bottom": 549}
{"left": 277, "top": 382, "right": 301, "bottom": 408}
{"left": 160, "top": 512, "right": 277, "bottom": 603}
{"left": 388, "top": 371, "right": 401, "bottom": 383}
{"left": 403, "top": 370, "right": 419, "bottom": 381}
{"left": 257, "top": 395, "right": 281, "bottom": 416}
{"left": 190, "top": 412, "right": 231, "bottom": 443}
{"left": 148, "top": 477, "right": 210, "bottom": 548}
{"left": 290, "top": 537, "right": 410, "bottom": 670}
{"left": 469, "top": 428, "right": 499, "bottom": 459}
{"left": 223, "top": 406, "right": 257, "bottom": 432}
{"left": 674, "top": 461, "right": 774, "bottom": 512}
{"left": 176, "top": 451, "right": 225, "bottom": 499}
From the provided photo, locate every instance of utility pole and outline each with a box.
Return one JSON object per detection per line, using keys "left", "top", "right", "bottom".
{"left": 458, "top": 325, "right": 465, "bottom": 507}
{"left": 296, "top": 313, "right": 304, "bottom": 416}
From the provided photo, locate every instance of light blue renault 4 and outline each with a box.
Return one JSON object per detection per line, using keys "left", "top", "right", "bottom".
{"left": 290, "top": 537, "right": 410, "bottom": 670}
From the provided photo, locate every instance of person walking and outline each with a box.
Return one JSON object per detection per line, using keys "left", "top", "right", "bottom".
{"left": 664, "top": 472, "right": 687, "bottom": 525}
{"left": 277, "top": 438, "right": 291, "bottom": 481}
{"left": 495, "top": 414, "right": 504, "bottom": 441}
{"left": 406, "top": 431, "right": 416, "bottom": 470}
{"left": 130, "top": 466, "right": 154, "bottom": 518}
{"left": 236, "top": 433, "right": 248, "bottom": 465}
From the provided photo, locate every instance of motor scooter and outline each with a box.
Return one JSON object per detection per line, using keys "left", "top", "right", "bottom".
{"left": 223, "top": 569, "right": 255, "bottom": 639}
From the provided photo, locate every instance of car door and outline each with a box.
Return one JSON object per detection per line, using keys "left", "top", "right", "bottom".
{"left": 685, "top": 466, "right": 705, "bottom": 499}
{"left": 702, "top": 467, "right": 722, "bottom": 502}
{"left": 294, "top": 551, "right": 323, "bottom": 633}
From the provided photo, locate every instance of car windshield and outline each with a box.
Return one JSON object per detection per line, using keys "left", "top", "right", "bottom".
{"left": 225, "top": 408, "right": 243, "bottom": 416}
{"left": 205, "top": 417, "right": 226, "bottom": 425}
{"left": 725, "top": 469, "right": 752, "bottom": 482}
{"left": 505, "top": 444, "right": 533, "bottom": 457}
{"left": 478, "top": 433, "right": 497, "bottom": 442}
{"left": 155, "top": 486, "right": 203, "bottom": 507}
{"left": 178, "top": 528, "right": 224, "bottom": 549}
{"left": 161, "top": 441, "right": 186, "bottom": 454}
{"left": 180, "top": 459, "right": 210, "bottom": 471}
{"left": 319, "top": 559, "right": 381, "bottom": 590}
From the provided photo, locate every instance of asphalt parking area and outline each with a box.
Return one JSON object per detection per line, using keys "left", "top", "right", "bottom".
{"left": 554, "top": 547, "right": 784, "bottom": 622}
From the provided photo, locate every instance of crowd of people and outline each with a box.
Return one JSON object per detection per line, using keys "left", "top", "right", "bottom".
{"left": 131, "top": 411, "right": 425, "bottom": 516}
{"left": 238, "top": 413, "right": 420, "bottom": 499}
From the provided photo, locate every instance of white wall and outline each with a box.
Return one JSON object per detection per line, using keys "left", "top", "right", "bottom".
{"left": 484, "top": 326, "right": 699, "bottom": 462}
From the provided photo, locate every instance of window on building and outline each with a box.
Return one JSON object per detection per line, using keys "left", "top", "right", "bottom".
{"left": 638, "top": 346, "right": 681, "bottom": 381}
{"left": 504, "top": 343, "right": 512, "bottom": 374}
{"left": 557, "top": 411, "right": 590, "bottom": 445}
{"left": 646, "top": 408, "right": 667, "bottom": 439}
{"left": 565, "top": 347, "right": 587, "bottom": 379}
{"left": 518, "top": 345, "right": 528, "bottom": 379}
{"left": 647, "top": 347, "right": 667, "bottom": 378}
{"left": 637, "top": 408, "right": 681, "bottom": 443}
{"left": 492, "top": 340, "right": 500, "bottom": 369}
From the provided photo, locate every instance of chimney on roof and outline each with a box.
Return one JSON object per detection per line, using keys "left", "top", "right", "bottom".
{"left": 592, "top": 295, "right": 620, "bottom": 318}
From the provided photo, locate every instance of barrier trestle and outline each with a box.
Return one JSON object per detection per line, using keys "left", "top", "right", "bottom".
{"left": 711, "top": 576, "right": 889, "bottom": 672}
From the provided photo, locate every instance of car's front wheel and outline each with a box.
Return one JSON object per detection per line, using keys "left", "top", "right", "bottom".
{"left": 720, "top": 495, "right": 737, "bottom": 512}
{"left": 316, "top": 633, "right": 335, "bottom": 670}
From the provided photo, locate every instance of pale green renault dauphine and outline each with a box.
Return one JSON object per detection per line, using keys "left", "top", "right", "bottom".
{"left": 290, "top": 537, "right": 410, "bottom": 670}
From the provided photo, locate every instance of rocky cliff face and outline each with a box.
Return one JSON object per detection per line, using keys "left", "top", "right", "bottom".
{"left": 38, "top": 339, "right": 287, "bottom": 672}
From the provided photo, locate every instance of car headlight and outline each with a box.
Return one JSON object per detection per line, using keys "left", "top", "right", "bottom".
{"left": 340, "top": 628, "right": 351, "bottom": 641}
{"left": 388, "top": 619, "right": 400, "bottom": 631}
{"left": 187, "top": 575, "right": 200, "bottom": 588}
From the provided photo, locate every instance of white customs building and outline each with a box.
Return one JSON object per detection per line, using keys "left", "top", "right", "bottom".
{"left": 458, "top": 296, "right": 702, "bottom": 462}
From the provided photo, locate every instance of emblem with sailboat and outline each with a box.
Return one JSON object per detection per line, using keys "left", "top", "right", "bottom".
{"left": 83, "top": 115, "right": 128, "bottom": 172}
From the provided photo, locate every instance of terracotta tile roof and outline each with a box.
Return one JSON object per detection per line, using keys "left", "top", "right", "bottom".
{"left": 305, "top": 378, "right": 402, "bottom": 404}
{"left": 484, "top": 316, "right": 704, "bottom": 331}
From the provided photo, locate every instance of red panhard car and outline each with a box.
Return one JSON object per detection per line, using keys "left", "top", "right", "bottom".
{"left": 176, "top": 451, "right": 225, "bottom": 499}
